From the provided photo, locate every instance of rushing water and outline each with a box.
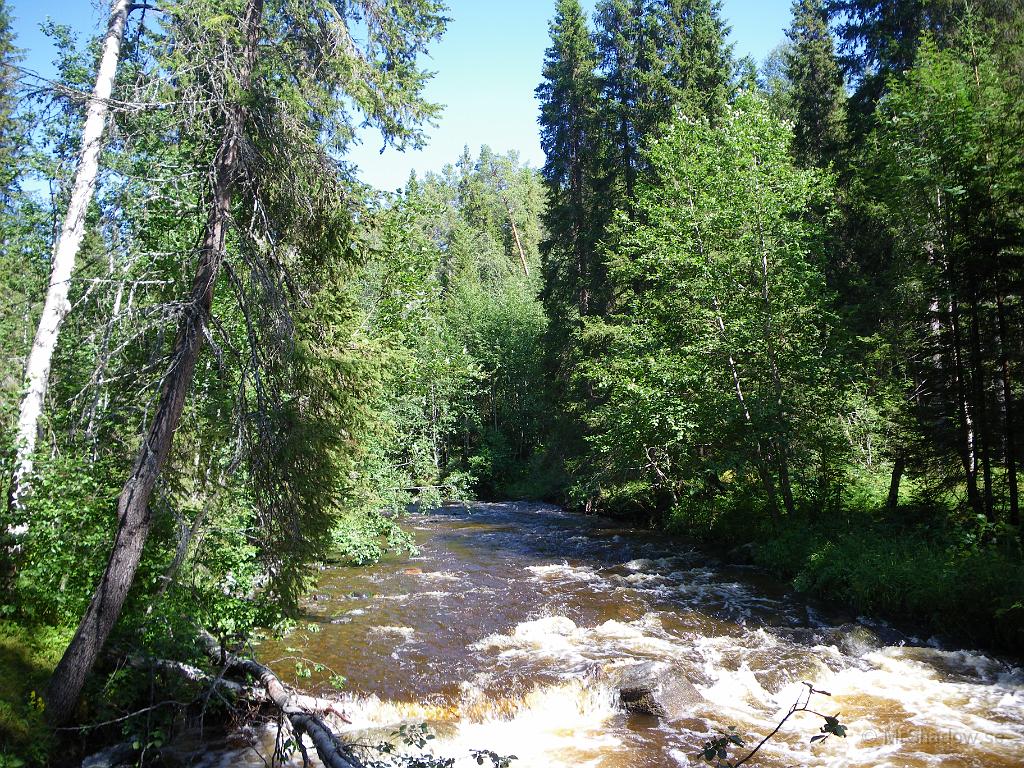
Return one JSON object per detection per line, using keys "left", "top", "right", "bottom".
{"left": 206, "top": 501, "right": 1023, "bottom": 767}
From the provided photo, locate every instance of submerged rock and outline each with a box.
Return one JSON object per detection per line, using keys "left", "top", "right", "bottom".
{"left": 609, "top": 660, "right": 702, "bottom": 719}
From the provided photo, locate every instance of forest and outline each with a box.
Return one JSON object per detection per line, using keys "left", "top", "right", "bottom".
{"left": 0, "top": 0, "right": 1022, "bottom": 765}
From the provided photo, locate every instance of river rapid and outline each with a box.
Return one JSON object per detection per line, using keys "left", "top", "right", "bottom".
{"left": 211, "top": 501, "right": 1022, "bottom": 767}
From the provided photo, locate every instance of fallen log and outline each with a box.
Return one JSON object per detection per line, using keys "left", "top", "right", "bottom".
{"left": 131, "top": 652, "right": 352, "bottom": 720}
{"left": 197, "top": 631, "right": 361, "bottom": 768}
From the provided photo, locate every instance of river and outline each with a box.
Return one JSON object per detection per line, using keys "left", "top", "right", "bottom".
{"left": 203, "top": 501, "right": 1023, "bottom": 767}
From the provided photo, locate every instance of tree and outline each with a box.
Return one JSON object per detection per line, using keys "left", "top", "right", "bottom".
{"left": 582, "top": 93, "right": 835, "bottom": 520}
{"left": 826, "top": 0, "right": 1024, "bottom": 123}
{"left": 0, "top": 0, "right": 23, "bottom": 206}
{"left": 44, "top": 0, "right": 447, "bottom": 724}
{"left": 537, "top": 0, "right": 603, "bottom": 321}
{"left": 865, "top": 32, "right": 1024, "bottom": 523}
{"left": 784, "top": 0, "right": 846, "bottom": 167}
{"left": 8, "top": 0, "right": 134, "bottom": 515}
{"left": 593, "top": 0, "right": 731, "bottom": 208}
{"left": 645, "top": 0, "right": 731, "bottom": 124}
{"left": 0, "top": 0, "right": 43, "bottom": 411}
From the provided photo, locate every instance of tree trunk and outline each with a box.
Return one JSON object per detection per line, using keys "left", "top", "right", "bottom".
{"left": 753, "top": 201, "right": 793, "bottom": 518}
{"left": 505, "top": 199, "right": 530, "bottom": 277}
{"left": 997, "top": 295, "right": 1019, "bottom": 527}
{"left": 777, "top": 448, "right": 796, "bottom": 517}
{"left": 8, "top": 0, "right": 132, "bottom": 516}
{"left": 196, "top": 632, "right": 363, "bottom": 768}
{"left": 571, "top": 156, "right": 589, "bottom": 317}
{"left": 44, "top": 0, "right": 263, "bottom": 725}
{"left": 712, "top": 298, "right": 779, "bottom": 522}
{"left": 968, "top": 295, "right": 995, "bottom": 521}
{"left": 949, "top": 296, "right": 983, "bottom": 516}
{"left": 887, "top": 454, "right": 905, "bottom": 513}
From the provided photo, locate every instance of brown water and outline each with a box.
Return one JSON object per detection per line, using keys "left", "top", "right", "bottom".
{"left": 207, "top": 501, "right": 1023, "bottom": 767}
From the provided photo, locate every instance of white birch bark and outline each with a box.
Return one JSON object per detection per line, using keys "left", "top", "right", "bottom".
{"left": 8, "top": 0, "right": 132, "bottom": 515}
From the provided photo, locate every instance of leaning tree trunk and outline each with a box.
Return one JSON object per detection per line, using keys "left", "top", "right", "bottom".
{"left": 503, "top": 195, "right": 530, "bottom": 277}
{"left": 44, "top": 0, "right": 264, "bottom": 725}
{"left": 7, "top": 0, "right": 131, "bottom": 516}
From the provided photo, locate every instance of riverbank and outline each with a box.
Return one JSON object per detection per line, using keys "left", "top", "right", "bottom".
{"left": 664, "top": 505, "right": 1024, "bottom": 656}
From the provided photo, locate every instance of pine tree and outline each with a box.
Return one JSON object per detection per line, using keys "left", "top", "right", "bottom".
{"left": 784, "top": 0, "right": 846, "bottom": 167}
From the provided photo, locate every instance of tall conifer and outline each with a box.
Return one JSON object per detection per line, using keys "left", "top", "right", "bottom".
{"left": 537, "top": 0, "right": 602, "bottom": 319}
{"left": 784, "top": 0, "right": 846, "bottom": 167}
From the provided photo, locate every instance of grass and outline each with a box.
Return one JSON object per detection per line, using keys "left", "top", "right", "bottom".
{"left": 0, "top": 621, "right": 70, "bottom": 767}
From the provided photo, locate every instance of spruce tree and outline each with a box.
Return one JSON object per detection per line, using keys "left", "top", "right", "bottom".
{"left": 784, "top": 0, "right": 846, "bottom": 167}
{"left": 595, "top": 0, "right": 642, "bottom": 204}
{"left": 594, "top": 0, "right": 731, "bottom": 209}
{"left": 646, "top": 0, "right": 731, "bottom": 124}
{"left": 536, "top": 0, "right": 602, "bottom": 319}
{"left": 0, "top": 0, "right": 22, "bottom": 207}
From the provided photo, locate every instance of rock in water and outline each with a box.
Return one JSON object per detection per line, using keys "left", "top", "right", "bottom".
{"left": 611, "top": 661, "right": 702, "bottom": 719}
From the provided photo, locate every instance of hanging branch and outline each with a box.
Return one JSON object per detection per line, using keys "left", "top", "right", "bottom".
{"left": 699, "top": 683, "right": 847, "bottom": 767}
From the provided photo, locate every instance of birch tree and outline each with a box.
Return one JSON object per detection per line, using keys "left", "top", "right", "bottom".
{"left": 580, "top": 94, "right": 836, "bottom": 518}
{"left": 7, "top": 0, "right": 133, "bottom": 514}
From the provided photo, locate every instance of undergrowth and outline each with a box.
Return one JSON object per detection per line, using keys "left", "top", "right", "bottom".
{"left": 667, "top": 496, "right": 1024, "bottom": 653}
{"left": 0, "top": 621, "right": 69, "bottom": 767}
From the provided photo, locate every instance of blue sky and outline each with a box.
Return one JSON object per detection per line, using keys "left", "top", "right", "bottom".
{"left": 9, "top": 0, "right": 794, "bottom": 190}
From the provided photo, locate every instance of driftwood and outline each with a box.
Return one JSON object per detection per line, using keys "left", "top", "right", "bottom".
{"left": 197, "top": 631, "right": 362, "bottom": 768}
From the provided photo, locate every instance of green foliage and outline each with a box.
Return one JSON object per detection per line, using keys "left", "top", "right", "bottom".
{"left": 7, "top": 455, "right": 121, "bottom": 625}
{"left": 332, "top": 512, "right": 417, "bottom": 566}
{"left": 785, "top": 521, "right": 1024, "bottom": 649}
{"left": 685, "top": 494, "right": 1024, "bottom": 651}
{"left": 579, "top": 92, "right": 836, "bottom": 519}
{"left": 361, "top": 147, "right": 552, "bottom": 502}
{"left": 0, "top": 0, "right": 1022, "bottom": 761}
{"left": 783, "top": 0, "right": 846, "bottom": 167}
{"left": 0, "top": 622, "right": 68, "bottom": 766}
